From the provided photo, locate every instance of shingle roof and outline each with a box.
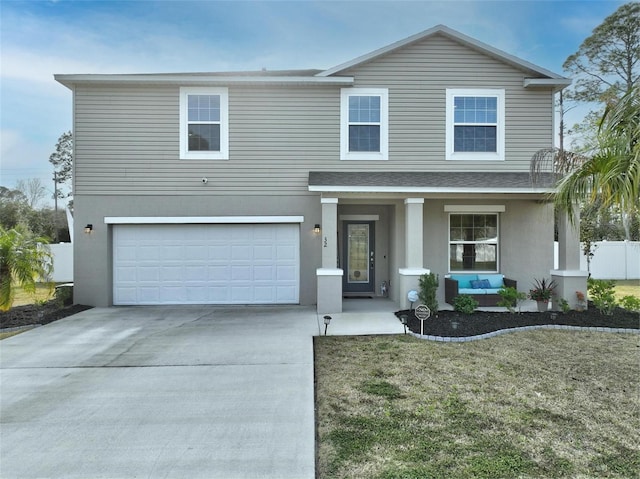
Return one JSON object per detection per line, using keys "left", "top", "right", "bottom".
{"left": 308, "top": 171, "right": 556, "bottom": 192}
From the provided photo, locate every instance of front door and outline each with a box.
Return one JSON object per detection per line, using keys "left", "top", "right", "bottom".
{"left": 343, "top": 221, "right": 375, "bottom": 294}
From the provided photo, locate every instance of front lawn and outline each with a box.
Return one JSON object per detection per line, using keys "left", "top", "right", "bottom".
{"left": 315, "top": 331, "right": 639, "bottom": 478}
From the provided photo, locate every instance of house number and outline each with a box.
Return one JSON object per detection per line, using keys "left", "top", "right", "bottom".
{"left": 323, "top": 236, "right": 328, "bottom": 247}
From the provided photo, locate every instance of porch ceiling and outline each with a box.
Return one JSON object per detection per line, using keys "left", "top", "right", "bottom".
{"left": 308, "top": 171, "right": 556, "bottom": 195}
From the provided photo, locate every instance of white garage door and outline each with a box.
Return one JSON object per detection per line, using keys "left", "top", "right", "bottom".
{"left": 113, "top": 224, "right": 299, "bottom": 305}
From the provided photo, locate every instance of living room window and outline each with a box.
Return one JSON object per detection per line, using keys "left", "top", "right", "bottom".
{"left": 340, "top": 88, "right": 388, "bottom": 160}
{"left": 180, "top": 87, "right": 229, "bottom": 160}
{"left": 449, "top": 213, "right": 498, "bottom": 271}
{"left": 446, "top": 89, "right": 504, "bottom": 161}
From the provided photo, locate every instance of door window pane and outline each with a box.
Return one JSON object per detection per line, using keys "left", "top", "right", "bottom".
{"left": 347, "top": 224, "right": 369, "bottom": 283}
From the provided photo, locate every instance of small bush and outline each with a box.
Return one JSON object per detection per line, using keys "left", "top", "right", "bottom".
{"left": 55, "top": 285, "right": 73, "bottom": 307}
{"left": 619, "top": 295, "right": 640, "bottom": 312}
{"left": 453, "top": 294, "right": 478, "bottom": 315}
{"left": 418, "top": 273, "right": 439, "bottom": 313}
{"left": 558, "top": 298, "right": 571, "bottom": 313}
{"left": 497, "top": 287, "right": 527, "bottom": 313}
{"left": 587, "top": 278, "right": 617, "bottom": 315}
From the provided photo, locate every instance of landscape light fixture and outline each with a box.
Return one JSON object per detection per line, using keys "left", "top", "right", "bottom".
{"left": 314, "top": 224, "right": 321, "bottom": 234}
{"left": 84, "top": 224, "right": 93, "bottom": 234}
{"left": 400, "top": 314, "right": 408, "bottom": 334}
{"left": 323, "top": 315, "right": 331, "bottom": 335}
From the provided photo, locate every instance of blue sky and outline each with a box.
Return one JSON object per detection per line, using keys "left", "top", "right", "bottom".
{"left": 0, "top": 0, "right": 626, "bottom": 199}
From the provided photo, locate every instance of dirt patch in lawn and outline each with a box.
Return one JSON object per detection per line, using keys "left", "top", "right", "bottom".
{"left": 396, "top": 303, "right": 638, "bottom": 338}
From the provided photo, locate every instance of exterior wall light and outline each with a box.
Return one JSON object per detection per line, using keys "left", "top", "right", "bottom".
{"left": 314, "top": 224, "right": 321, "bottom": 234}
{"left": 84, "top": 224, "right": 93, "bottom": 234}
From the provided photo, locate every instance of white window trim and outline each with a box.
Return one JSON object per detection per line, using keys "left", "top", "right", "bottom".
{"left": 180, "top": 87, "right": 229, "bottom": 160}
{"left": 340, "top": 88, "right": 388, "bottom": 161}
{"left": 446, "top": 88, "right": 505, "bottom": 161}
{"left": 448, "top": 212, "right": 500, "bottom": 273}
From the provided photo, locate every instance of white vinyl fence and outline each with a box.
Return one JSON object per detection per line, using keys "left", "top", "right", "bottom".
{"left": 555, "top": 241, "right": 640, "bottom": 280}
{"left": 49, "top": 243, "right": 73, "bottom": 283}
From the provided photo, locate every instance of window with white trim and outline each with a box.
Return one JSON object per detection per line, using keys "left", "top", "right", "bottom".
{"left": 449, "top": 213, "right": 498, "bottom": 272}
{"left": 180, "top": 87, "right": 229, "bottom": 160}
{"left": 340, "top": 88, "right": 388, "bottom": 160}
{"left": 446, "top": 89, "right": 504, "bottom": 161}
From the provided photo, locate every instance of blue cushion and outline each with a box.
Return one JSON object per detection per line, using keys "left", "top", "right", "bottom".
{"left": 459, "top": 288, "right": 485, "bottom": 295}
{"left": 471, "top": 279, "right": 491, "bottom": 289}
{"left": 477, "top": 274, "right": 504, "bottom": 289}
{"left": 485, "top": 288, "right": 501, "bottom": 295}
{"left": 450, "top": 274, "right": 478, "bottom": 289}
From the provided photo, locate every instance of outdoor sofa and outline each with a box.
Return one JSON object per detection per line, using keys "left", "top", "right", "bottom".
{"left": 445, "top": 274, "right": 517, "bottom": 307}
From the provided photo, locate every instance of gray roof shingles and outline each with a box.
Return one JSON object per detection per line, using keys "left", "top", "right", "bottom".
{"left": 308, "top": 171, "right": 556, "bottom": 189}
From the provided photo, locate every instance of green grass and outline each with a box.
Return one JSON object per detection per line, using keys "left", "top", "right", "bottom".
{"left": 315, "top": 332, "right": 639, "bottom": 478}
{"left": 613, "top": 279, "right": 640, "bottom": 301}
{"left": 11, "top": 283, "right": 55, "bottom": 307}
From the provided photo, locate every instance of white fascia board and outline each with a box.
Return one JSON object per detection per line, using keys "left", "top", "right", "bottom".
{"left": 55, "top": 74, "right": 353, "bottom": 89}
{"left": 524, "top": 78, "right": 572, "bottom": 89}
{"left": 104, "top": 216, "right": 305, "bottom": 225}
{"left": 308, "top": 185, "right": 555, "bottom": 194}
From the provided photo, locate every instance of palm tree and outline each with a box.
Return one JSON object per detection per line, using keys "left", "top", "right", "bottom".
{"left": 554, "top": 86, "right": 640, "bottom": 227}
{"left": 0, "top": 226, "right": 53, "bottom": 311}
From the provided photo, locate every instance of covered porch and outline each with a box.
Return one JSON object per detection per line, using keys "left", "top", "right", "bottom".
{"left": 310, "top": 171, "right": 587, "bottom": 314}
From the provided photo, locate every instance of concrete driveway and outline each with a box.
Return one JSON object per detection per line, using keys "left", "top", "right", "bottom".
{"left": 0, "top": 306, "right": 318, "bottom": 479}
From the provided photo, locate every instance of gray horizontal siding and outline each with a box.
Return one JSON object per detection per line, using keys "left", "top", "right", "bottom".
{"left": 74, "top": 33, "right": 555, "bottom": 196}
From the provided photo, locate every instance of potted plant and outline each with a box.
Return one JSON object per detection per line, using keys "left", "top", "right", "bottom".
{"left": 529, "top": 278, "right": 557, "bottom": 312}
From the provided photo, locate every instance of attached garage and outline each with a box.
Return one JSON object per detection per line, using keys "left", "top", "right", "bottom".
{"left": 112, "top": 220, "right": 300, "bottom": 305}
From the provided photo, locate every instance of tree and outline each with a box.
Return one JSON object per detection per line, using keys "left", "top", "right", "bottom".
{"left": 49, "top": 131, "right": 73, "bottom": 199}
{"left": 555, "top": 86, "right": 640, "bottom": 234}
{"left": 0, "top": 187, "right": 29, "bottom": 231}
{"left": 15, "top": 178, "right": 48, "bottom": 209}
{"left": 563, "top": 2, "right": 639, "bottom": 106}
{"left": 0, "top": 225, "right": 53, "bottom": 311}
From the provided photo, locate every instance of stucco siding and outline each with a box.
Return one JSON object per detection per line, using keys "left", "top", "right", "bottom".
{"left": 422, "top": 199, "right": 554, "bottom": 304}
{"left": 73, "top": 194, "right": 322, "bottom": 307}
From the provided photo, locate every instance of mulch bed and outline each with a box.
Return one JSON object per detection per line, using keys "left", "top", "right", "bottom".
{"left": 395, "top": 303, "right": 639, "bottom": 337}
{"left": 0, "top": 301, "right": 93, "bottom": 330}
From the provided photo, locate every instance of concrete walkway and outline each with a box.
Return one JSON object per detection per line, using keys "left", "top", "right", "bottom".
{"left": 0, "top": 305, "right": 320, "bottom": 479}
{"left": 316, "top": 298, "right": 405, "bottom": 336}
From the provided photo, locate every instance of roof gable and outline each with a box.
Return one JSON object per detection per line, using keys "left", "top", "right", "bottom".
{"left": 317, "top": 24, "right": 569, "bottom": 86}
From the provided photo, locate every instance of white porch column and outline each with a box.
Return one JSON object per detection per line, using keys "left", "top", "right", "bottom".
{"left": 552, "top": 206, "right": 588, "bottom": 310}
{"left": 398, "top": 198, "right": 429, "bottom": 309}
{"left": 317, "top": 198, "right": 343, "bottom": 313}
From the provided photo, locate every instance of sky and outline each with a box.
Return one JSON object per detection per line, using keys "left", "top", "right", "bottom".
{"left": 0, "top": 0, "right": 627, "bottom": 202}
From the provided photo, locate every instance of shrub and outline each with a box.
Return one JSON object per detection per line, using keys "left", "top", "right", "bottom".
{"left": 453, "top": 294, "right": 478, "bottom": 315}
{"left": 587, "top": 278, "right": 617, "bottom": 315}
{"left": 418, "top": 273, "right": 439, "bottom": 313}
{"left": 55, "top": 285, "right": 73, "bottom": 307}
{"left": 497, "top": 287, "right": 527, "bottom": 313}
{"left": 619, "top": 295, "right": 640, "bottom": 312}
{"left": 558, "top": 298, "right": 571, "bottom": 313}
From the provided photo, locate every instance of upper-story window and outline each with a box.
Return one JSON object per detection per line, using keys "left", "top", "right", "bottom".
{"left": 341, "top": 88, "right": 388, "bottom": 160}
{"left": 446, "top": 89, "right": 504, "bottom": 161}
{"left": 180, "top": 87, "right": 229, "bottom": 160}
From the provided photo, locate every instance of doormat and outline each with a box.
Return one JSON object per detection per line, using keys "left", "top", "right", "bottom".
{"left": 343, "top": 295, "right": 374, "bottom": 299}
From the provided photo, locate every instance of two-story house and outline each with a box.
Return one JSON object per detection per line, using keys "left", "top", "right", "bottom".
{"left": 56, "top": 25, "right": 586, "bottom": 313}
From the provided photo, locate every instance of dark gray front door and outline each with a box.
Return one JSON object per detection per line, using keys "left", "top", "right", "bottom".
{"left": 343, "top": 221, "right": 375, "bottom": 294}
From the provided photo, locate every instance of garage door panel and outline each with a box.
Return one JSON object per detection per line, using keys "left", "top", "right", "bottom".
{"left": 114, "top": 224, "right": 299, "bottom": 305}
{"left": 254, "top": 265, "right": 275, "bottom": 280}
